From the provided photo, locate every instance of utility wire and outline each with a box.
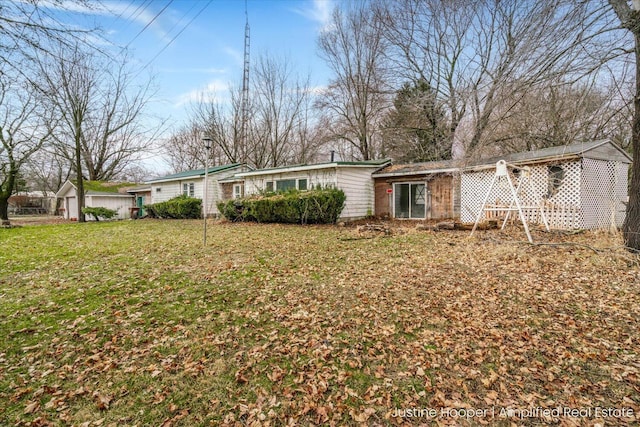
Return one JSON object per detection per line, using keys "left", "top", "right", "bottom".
{"left": 136, "top": 0, "right": 213, "bottom": 77}
{"left": 126, "top": 0, "right": 174, "bottom": 49}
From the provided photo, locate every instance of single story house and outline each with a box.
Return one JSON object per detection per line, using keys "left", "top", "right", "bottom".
{"left": 56, "top": 181, "right": 136, "bottom": 220}
{"left": 146, "top": 163, "right": 251, "bottom": 217}
{"left": 460, "top": 139, "right": 632, "bottom": 230}
{"left": 373, "top": 159, "right": 461, "bottom": 220}
{"left": 228, "top": 159, "right": 391, "bottom": 220}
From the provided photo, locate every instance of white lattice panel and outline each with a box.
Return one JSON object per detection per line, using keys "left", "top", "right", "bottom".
{"left": 461, "top": 160, "right": 584, "bottom": 229}
{"left": 581, "top": 159, "right": 628, "bottom": 229}
{"left": 615, "top": 162, "right": 629, "bottom": 227}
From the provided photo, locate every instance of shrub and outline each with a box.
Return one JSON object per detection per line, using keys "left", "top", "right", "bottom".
{"left": 144, "top": 195, "right": 202, "bottom": 219}
{"left": 217, "top": 188, "right": 346, "bottom": 224}
{"left": 82, "top": 206, "right": 118, "bottom": 221}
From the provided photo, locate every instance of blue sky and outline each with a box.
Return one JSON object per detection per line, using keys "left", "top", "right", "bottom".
{"left": 45, "top": 0, "right": 337, "bottom": 172}
{"left": 91, "top": 0, "right": 334, "bottom": 118}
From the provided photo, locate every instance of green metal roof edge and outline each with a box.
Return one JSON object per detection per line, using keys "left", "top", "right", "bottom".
{"left": 147, "top": 163, "right": 243, "bottom": 183}
{"left": 238, "top": 159, "right": 391, "bottom": 176}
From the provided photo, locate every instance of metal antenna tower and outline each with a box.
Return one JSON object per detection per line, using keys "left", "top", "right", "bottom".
{"left": 240, "top": 1, "right": 250, "bottom": 161}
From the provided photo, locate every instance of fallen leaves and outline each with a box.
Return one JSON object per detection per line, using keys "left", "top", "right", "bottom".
{"left": 1, "top": 221, "right": 639, "bottom": 425}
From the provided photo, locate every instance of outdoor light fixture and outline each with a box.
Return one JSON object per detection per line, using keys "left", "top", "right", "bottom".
{"left": 202, "top": 135, "right": 213, "bottom": 246}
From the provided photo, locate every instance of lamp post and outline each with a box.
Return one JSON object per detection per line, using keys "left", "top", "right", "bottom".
{"left": 202, "top": 136, "right": 212, "bottom": 246}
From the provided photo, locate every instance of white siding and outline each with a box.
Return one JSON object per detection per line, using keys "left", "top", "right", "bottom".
{"left": 241, "top": 166, "right": 379, "bottom": 220}
{"left": 149, "top": 166, "right": 251, "bottom": 217}
{"left": 208, "top": 166, "right": 251, "bottom": 216}
{"left": 86, "top": 195, "right": 135, "bottom": 220}
{"left": 151, "top": 182, "right": 183, "bottom": 203}
{"left": 336, "top": 167, "right": 377, "bottom": 219}
{"left": 244, "top": 169, "right": 337, "bottom": 196}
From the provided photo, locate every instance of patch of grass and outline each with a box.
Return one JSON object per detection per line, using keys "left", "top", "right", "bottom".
{"left": 1, "top": 220, "right": 639, "bottom": 425}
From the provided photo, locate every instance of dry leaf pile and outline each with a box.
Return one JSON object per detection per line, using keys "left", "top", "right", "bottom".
{"left": 0, "top": 221, "right": 638, "bottom": 426}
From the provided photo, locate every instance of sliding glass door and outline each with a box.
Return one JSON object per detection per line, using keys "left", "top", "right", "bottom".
{"left": 393, "top": 183, "right": 426, "bottom": 219}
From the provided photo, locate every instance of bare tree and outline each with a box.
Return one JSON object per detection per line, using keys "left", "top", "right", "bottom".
{"left": 379, "top": 0, "right": 622, "bottom": 158}
{"left": 190, "top": 90, "right": 248, "bottom": 166}
{"left": 609, "top": 0, "right": 640, "bottom": 250}
{"left": 0, "top": 77, "right": 52, "bottom": 224}
{"left": 184, "top": 54, "right": 321, "bottom": 169}
{"left": 316, "top": 2, "right": 390, "bottom": 160}
{"left": 163, "top": 119, "right": 228, "bottom": 173}
{"left": 251, "top": 54, "right": 314, "bottom": 167}
{"left": 79, "top": 52, "right": 160, "bottom": 181}
{"left": 0, "top": 0, "right": 97, "bottom": 77}
{"left": 26, "top": 149, "right": 73, "bottom": 195}
{"left": 39, "top": 44, "right": 93, "bottom": 222}
{"left": 38, "top": 44, "right": 159, "bottom": 221}
{"left": 487, "top": 77, "right": 630, "bottom": 154}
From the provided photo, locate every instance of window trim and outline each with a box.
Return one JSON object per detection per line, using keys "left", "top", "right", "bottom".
{"left": 182, "top": 182, "right": 195, "bottom": 197}
{"left": 233, "top": 183, "right": 244, "bottom": 199}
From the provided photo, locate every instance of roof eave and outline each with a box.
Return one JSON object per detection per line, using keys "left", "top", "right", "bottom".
{"left": 238, "top": 161, "right": 390, "bottom": 178}
{"left": 374, "top": 168, "right": 459, "bottom": 178}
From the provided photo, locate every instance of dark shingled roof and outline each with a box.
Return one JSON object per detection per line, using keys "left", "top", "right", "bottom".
{"left": 374, "top": 140, "right": 631, "bottom": 177}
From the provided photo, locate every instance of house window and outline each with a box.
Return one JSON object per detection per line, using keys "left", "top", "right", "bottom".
{"left": 276, "top": 179, "right": 297, "bottom": 192}
{"left": 265, "top": 181, "right": 274, "bottom": 192}
{"left": 155, "top": 187, "right": 161, "bottom": 193}
{"left": 547, "top": 165, "right": 564, "bottom": 198}
{"left": 297, "top": 178, "right": 308, "bottom": 191}
{"left": 183, "top": 182, "right": 195, "bottom": 197}
{"left": 233, "top": 183, "right": 244, "bottom": 199}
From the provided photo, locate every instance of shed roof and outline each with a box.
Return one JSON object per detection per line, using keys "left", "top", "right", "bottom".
{"left": 465, "top": 139, "right": 632, "bottom": 170}
{"left": 56, "top": 180, "right": 139, "bottom": 198}
{"left": 374, "top": 140, "right": 631, "bottom": 177}
{"left": 373, "top": 159, "right": 460, "bottom": 178}
{"left": 146, "top": 163, "right": 244, "bottom": 184}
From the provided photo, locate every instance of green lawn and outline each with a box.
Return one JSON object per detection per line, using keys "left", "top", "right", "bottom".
{"left": 1, "top": 220, "right": 639, "bottom": 426}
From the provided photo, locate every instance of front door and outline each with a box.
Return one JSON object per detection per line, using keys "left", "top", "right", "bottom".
{"left": 394, "top": 183, "right": 426, "bottom": 219}
{"left": 136, "top": 196, "right": 144, "bottom": 217}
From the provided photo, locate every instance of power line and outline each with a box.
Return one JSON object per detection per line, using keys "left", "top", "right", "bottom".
{"left": 136, "top": 0, "right": 213, "bottom": 77}
{"left": 126, "top": 0, "right": 174, "bottom": 49}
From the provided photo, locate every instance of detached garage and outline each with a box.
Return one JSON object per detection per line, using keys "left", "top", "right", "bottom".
{"left": 56, "top": 180, "right": 136, "bottom": 220}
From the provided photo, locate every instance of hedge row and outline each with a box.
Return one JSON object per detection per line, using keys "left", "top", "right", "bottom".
{"left": 217, "top": 188, "right": 346, "bottom": 224}
{"left": 144, "top": 195, "right": 202, "bottom": 219}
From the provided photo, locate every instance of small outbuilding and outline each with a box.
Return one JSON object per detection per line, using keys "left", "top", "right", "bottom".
{"left": 56, "top": 181, "right": 136, "bottom": 220}
{"left": 460, "top": 139, "right": 632, "bottom": 230}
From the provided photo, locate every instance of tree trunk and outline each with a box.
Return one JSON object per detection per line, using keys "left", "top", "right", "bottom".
{"left": 623, "top": 31, "right": 640, "bottom": 250}
{"left": 0, "top": 196, "right": 9, "bottom": 225}
{"left": 75, "top": 126, "right": 85, "bottom": 223}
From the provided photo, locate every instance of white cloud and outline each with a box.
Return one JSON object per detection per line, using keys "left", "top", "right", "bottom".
{"left": 173, "top": 79, "right": 232, "bottom": 107}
